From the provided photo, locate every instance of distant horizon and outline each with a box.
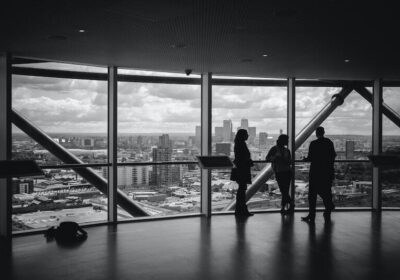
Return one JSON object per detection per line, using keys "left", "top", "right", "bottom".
{"left": 12, "top": 131, "right": 400, "bottom": 137}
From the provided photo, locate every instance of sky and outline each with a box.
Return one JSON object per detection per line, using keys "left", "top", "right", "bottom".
{"left": 11, "top": 63, "right": 400, "bottom": 136}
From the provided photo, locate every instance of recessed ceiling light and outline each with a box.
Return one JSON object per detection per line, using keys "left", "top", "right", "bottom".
{"left": 170, "top": 43, "right": 187, "bottom": 49}
{"left": 78, "top": 29, "right": 86, "bottom": 33}
{"left": 344, "top": 59, "right": 350, "bottom": 63}
{"left": 262, "top": 54, "right": 268, "bottom": 57}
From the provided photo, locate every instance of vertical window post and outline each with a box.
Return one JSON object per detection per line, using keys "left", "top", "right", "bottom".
{"left": 0, "top": 53, "right": 11, "bottom": 239}
{"left": 287, "top": 77, "right": 296, "bottom": 208}
{"left": 372, "top": 79, "right": 382, "bottom": 210}
{"left": 201, "top": 73, "right": 212, "bottom": 217}
{"left": 108, "top": 66, "right": 118, "bottom": 222}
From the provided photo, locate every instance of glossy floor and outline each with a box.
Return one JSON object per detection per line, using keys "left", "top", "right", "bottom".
{"left": 4, "top": 212, "right": 400, "bottom": 280}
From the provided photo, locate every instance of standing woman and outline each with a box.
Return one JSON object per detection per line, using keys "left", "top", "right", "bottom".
{"left": 266, "top": 134, "right": 294, "bottom": 214}
{"left": 231, "top": 129, "right": 254, "bottom": 216}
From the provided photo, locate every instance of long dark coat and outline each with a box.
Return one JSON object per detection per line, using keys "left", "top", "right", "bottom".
{"left": 306, "top": 137, "right": 337, "bottom": 186}
{"left": 231, "top": 141, "right": 253, "bottom": 185}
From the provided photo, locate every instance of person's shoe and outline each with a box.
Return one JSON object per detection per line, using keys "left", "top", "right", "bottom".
{"left": 287, "top": 204, "right": 295, "bottom": 214}
{"left": 301, "top": 215, "right": 315, "bottom": 223}
{"left": 235, "top": 210, "right": 243, "bottom": 216}
{"left": 244, "top": 210, "right": 254, "bottom": 216}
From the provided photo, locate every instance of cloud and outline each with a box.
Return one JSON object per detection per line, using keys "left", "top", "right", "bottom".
{"left": 11, "top": 73, "right": 388, "bottom": 135}
{"left": 14, "top": 97, "right": 107, "bottom": 125}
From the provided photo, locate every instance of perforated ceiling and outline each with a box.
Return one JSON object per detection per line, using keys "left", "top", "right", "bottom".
{"left": 1, "top": 0, "right": 399, "bottom": 79}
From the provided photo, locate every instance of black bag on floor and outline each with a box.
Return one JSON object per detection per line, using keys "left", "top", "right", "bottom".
{"left": 45, "top": 221, "right": 87, "bottom": 242}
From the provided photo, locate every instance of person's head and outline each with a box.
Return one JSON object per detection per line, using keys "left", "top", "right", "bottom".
{"left": 316, "top": 126, "right": 325, "bottom": 138}
{"left": 277, "top": 134, "right": 288, "bottom": 147}
{"left": 235, "top": 129, "right": 248, "bottom": 143}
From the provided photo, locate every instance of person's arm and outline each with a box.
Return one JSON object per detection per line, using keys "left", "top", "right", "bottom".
{"left": 330, "top": 140, "right": 337, "bottom": 162}
{"left": 286, "top": 149, "right": 292, "bottom": 167}
{"left": 266, "top": 146, "right": 276, "bottom": 162}
{"left": 303, "top": 142, "right": 313, "bottom": 162}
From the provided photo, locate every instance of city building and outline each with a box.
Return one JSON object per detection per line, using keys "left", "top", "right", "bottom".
{"left": 259, "top": 132, "right": 268, "bottom": 147}
{"left": 238, "top": 119, "right": 256, "bottom": 144}
{"left": 151, "top": 134, "right": 173, "bottom": 187}
{"left": 222, "top": 120, "right": 232, "bottom": 142}
{"left": 81, "top": 138, "right": 95, "bottom": 148}
{"left": 248, "top": 127, "right": 256, "bottom": 144}
{"left": 215, "top": 142, "right": 231, "bottom": 156}
{"left": 12, "top": 179, "right": 34, "bottom": 195}
{"left": 102, "top": 165, "right": 149, "bottom": 189}
{"left": 346, "top": 140, "right": 355, "bottom": 160}
{"left": 241, "top": 119, "right": 249, "bottom": 130}
{"left": 214, "top": 126, "right": 224, "bottom": 142}
{"left": 195, "top": 126, "right": 201, "bottom": 148}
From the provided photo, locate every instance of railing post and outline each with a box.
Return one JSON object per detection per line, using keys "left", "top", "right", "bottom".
{"left": 287, "top": 78, "right": 296, "bottom": 207}
{"left": 108, "top": 66, "right": 118, "bottom": 222}
{"left": 0, "top": 53, "right": 12, "bottom": 240}
{"left": 201, "top": 73, "right": 212, "bottom": 217}
{"left": 372, "top": 79, "right": 382, "bottom": 210}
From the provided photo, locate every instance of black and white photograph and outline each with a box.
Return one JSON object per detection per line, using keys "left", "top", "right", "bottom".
{"left": 1, "top": 1, "right": 400, "bottom": 279}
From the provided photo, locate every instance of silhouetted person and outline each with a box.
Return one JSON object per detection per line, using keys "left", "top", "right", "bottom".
{"left": 302, "top": 127, "right": 336, "bottom": 223}
{"left": 231, "top": 129, "right": 254, "bottom": 216}
{"left": 266, "top": 134, "right": 294, "bottom": 214}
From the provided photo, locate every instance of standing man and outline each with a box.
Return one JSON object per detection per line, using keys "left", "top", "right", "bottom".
{"left": 302, "top": 126, "right": 336, "bottom": 223}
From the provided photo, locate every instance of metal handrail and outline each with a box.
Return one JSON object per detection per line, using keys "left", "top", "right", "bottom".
{"left": 38, "top": 159, "right": 371, "bottom": 169}
{"left": 39, "top": 163, "right": 111, "bottom": 169}
{"left": 117, "top": 161, "right": 198, "bottom": 166}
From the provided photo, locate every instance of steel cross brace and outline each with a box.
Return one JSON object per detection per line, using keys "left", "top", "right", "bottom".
{"left": 11, "top": 109, "right": 149, "bottom": 217}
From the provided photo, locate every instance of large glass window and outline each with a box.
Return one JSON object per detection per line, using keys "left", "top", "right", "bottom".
{"left": 211, "top": 84, "right": 287, "bottom": 211}
{"left": 116, "top": 163, "right": 200, "bottom": 218}
{"left": 117, "top": 80, "right": 201, "bottom": 219}
{"left": 382, "top": 87, "right": 400, "bottom": 207}
{"left": 10, "top": 60, "right": 393, "bottom": 230}
{"left": 12, "top": 168, "right": 108, "bottom": 232}
{"left": 11, "top": 62, "right": 109, "bottom": 232}
{"left": 295, "top": 87, "right": 372, "bottom": 208}
{"left": 294, "top": 162, "right": 372, "bottom": 208}
{"left": 12, "top": 75, "right": 108, "bottom": 164}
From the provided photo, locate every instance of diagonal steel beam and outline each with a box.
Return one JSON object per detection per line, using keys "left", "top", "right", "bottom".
{"left": 225, "top": 86, "right": 354, "bottom": 210}
{"left": 354, "top": 86, "right": 400, "bottom": 128}
{"left": 11, "top": 109, "right": 149, "bottom": 217}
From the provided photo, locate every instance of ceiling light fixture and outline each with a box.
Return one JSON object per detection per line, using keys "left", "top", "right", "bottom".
{"left": 262, "top": 54, "right": 268, "bottom": 57}
{"left": 344, "top": 59, "right": 350, "bottom": 63}
{"left": 78, "top": 29, "right": 86, "bottom": 33}
{"left": 170, "top": 43, "right": 187, "bottom": 49}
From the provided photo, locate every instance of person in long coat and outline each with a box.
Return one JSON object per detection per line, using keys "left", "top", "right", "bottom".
{"left": 231, "top": 129, "right": 254, "bottom": 216}
{"left": 302, "top": 126, "right": 336, "bottom": 223}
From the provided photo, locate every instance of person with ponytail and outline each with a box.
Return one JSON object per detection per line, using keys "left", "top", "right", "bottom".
{"left": 266, "top": 134, "right": 294, "bottom": 214}
{"left": 230, "top": 129, "right": 254, "bottom": 216}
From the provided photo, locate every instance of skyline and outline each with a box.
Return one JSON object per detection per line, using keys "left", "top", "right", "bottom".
{"left": 11, "top": 69, "right": 400, "bottom": 135}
